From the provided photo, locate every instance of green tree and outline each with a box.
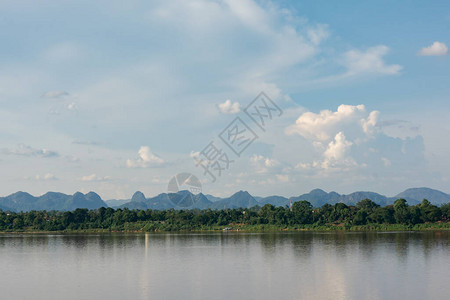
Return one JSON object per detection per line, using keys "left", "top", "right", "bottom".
{"left": 259, "top": 204, "right": 276, "bottom": 224}
{"left": 292, "top": 201, "right": 313, "bottom": 224}
{"left": 354, "top": 210, "right": 368, "bottom": 225}
{"left": 419, "top": 199, "right": 441, "bottom": 222}
{"left": 356, "top": 199, "right": 379, "bottom": 212}
{"left": 441, "top": 203, "right": 450, "bottom": 220}
{"left": 394, "top": 199, "right": 409, "bottom": 224}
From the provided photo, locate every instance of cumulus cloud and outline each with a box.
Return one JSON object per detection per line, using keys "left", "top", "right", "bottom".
{"left": 218, "top": 99, "right": 241, "bottom": 114}
{"left": 288, "top": 103, "right": 428, "bottom": 179}
{"left": 341, "top": 45, "right": 402, "bottom": 76}
{"left": 2, "top": 144, "right": 59, "bottom": 158}
{"left": 323, "top": 132, "right": 352, "bottom": 161}
{"left": 286, "top": 104, "right": 376, "bottom": 141}
{"left": 321, "top": 132, "right": 355, "bottom": 170}
{"left": 80, "top": 174, "right": 111, "bottom": 182}
{"left": 296, "top": 132, "right": 357, "bottom": 171}
{"left": 361, "top": 110, "right": 380, "bottom": 136}
{"left": 288, "top": 105, "right": 382, "bottom": 172}
{"left": 418, "top": 41, "right": 448, "bottom": 56}
{"left": 126, "top": 146, "right": 164, "bottom": 168}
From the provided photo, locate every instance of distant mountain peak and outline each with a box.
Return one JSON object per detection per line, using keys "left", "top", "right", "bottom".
{"left": 86, "top": 191, "right": 100, "bottom": 196}
{"left": 233, "top": 190, "right": 251, "bottom": 196}
{"left": 131, "top": 191, "right": 146, "bottom": 202}
{"left": 85, "top": 191, "right": 102, "bottom": 202}
{"left": 395, "top": 187, "right": 450, "bottom": 205}
{"left": 309, "top": 188, "right": 328, "bottom": 195}
{"left": 9, "top": 191, "right": 34, "bottom": 198}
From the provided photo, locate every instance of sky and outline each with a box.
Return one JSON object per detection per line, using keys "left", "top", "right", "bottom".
{"left": 0, "top": 0, "right": 449, "bottom": 199}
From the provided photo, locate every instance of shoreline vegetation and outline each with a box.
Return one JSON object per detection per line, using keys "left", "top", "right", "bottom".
{"left": 1, "top": 223, "right": 449, "bottom": 234}
{"left": 1, "top": 199, "right": 449, "bottom": 233}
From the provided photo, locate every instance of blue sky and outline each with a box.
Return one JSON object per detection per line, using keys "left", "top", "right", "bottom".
{"left": 0, "top": 0, "right": 449, "bottom": 199}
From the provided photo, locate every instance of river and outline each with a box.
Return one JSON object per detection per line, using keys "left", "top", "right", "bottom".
{"left": 0, "top": 231, "right": 448, "bottom": 300}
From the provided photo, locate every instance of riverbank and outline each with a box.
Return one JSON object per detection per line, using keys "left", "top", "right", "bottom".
{"left": 1, "top": 221, "right": 449, "bottom": 233}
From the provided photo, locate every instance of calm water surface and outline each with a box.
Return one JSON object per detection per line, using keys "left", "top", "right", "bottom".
{"left": 0, "top": 231, "right": 449, "bottom": 300}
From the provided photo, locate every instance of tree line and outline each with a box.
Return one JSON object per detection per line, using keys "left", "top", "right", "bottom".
{"left": 0, "top": 199, "right": 449, "bottom": 232}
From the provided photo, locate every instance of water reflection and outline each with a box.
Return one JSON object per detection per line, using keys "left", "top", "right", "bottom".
{"left": 0, "top": 231, "right": 448, "bottom": 300}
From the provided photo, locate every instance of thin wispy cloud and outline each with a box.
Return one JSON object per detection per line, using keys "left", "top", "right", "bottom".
{"left": 42, "top": 91, "right": 69, "bottom": 98}
{"left": 80, "top": 174, "right": 111, "bottom": 182}
{"left": 341, "top": 45, "right": 402, "bottom": 76}
{"left": 2, "top": 144, "right": 59, "bottom": 158}
{"left": 35, "top": 173, "right": 58, "bottom": 181}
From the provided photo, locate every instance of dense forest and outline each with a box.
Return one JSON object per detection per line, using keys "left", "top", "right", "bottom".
{"left": 1, "top": 199, "right": 449, "bottom": 232}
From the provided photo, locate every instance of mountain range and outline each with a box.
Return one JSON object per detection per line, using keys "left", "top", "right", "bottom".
{"left": 1, "top": 187, "right": 450, "bottom": 212}
{"left": 0, "top": 191, "right": 107, "bottom": 212}
{"left": 116, "top": 187, "right": 450, "bottom": 210}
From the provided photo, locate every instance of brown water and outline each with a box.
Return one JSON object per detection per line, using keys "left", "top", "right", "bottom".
{"left": 0, "top": 231, "right": 449, "bottom": 300}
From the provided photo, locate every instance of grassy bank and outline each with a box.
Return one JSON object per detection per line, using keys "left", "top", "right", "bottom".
{"left": 2, "top": 221, "right": 449, "bottom": 234}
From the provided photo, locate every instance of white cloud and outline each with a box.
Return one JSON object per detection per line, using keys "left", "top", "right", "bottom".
{"left": 288, "top": 105, "right": 383, "bottom": 172}
{"left": 126, "top": 146, "right": 164, "bottom": 168}
{"left": 296, "top": 132, "right": 356, "bottom": 171}
{"left": 361, "top": 110, "right": 380, "bottom": 136}
{"left": 150, "top": 0, "right": 329, "bottom": 94}
{"left": 250, "top": 154, "right": 280, "bottom": 174}
{"left": 218, "top": 99, "right": 241, "bottom": 114}
{"left": 418, "top": 41, "right": 448, "bottom": 56}
{"left": 341, "top": 45, "right": 402, "bottom": 76}
{"left": 321, "top": 132, "right": 355, "bottom": 170}
{"left": 80, "top": 174, "right": 111, "bottom": 182}
{"left": 286, "top": 104, "right": 370, "bottom": 141}
{"left": 35, "top": 173, "right": 57, "bottom": 181}
{"left": 287, "top": 104, "right": 428, "bottom": 183}
{"left": 276, "top": 174, "right": 289, "bottom": 182}
{"left": 190, "top": 151, "right": 200, "bottom": 159}
{"left": 307, "top": 24, "right": 329, "bottom": 45}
